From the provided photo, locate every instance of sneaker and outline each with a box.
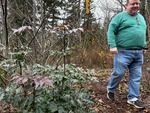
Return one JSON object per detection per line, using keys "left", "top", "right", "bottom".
{"left": 127, "top": 100, "right": 145, "bottom": 109}
{"left": 107, "top": 92, "right": 114, "bottom": 101}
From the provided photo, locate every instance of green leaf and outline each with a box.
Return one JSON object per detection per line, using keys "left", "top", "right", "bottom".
{"left": 0, "top": 93, "right": 4, "bottom": 100}
{"left": 58, "top": 106, "right": 66, "bottom": 113}
{"left": 49, "top": 102, "right": 58, "bottom": 112}
{"left": 77, "top": 99, "right": 83, "bottom": 106}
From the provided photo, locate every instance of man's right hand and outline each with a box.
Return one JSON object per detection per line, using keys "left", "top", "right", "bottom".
{"left": 110, "top": 48, "right": 118, "bottom": 54}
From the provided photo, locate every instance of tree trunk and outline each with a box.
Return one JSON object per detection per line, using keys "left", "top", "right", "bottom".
{"left": 1, "top": 0, "right": 8, "bottom": 57}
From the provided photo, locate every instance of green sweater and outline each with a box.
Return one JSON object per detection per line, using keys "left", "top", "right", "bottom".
{"left": 107, "top": 11, "right": 147, "bottom": 50}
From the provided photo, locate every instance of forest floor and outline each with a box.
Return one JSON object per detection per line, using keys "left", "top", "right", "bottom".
{"left": 0, "top": 57, "right": 150, "bottom": 113}
{"left": 89, "top": 63, "right": 150, "bottom": 113}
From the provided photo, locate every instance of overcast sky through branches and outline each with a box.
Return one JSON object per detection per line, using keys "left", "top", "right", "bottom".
{"left": 93, "top": 0, "right": 125, "bottom": 24}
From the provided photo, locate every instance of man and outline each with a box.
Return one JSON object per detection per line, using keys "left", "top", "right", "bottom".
{"left": 107, "top": 0, "right": 147, "bottom": 109}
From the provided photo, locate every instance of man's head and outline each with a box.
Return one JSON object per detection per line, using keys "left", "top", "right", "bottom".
{"left": 125, "top": 0, "right": 140, "bottom": 16}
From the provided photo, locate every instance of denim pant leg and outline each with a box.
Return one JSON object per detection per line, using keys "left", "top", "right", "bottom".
{"left": 107, "top": 51, "right": 131, "bottom": 93}
{"left": 128, "top": 51, "right": 143, "bottom": 101}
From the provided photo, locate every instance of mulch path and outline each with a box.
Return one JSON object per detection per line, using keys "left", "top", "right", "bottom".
{"left": 89, "top": 68, "right": 150, "bottom": 113}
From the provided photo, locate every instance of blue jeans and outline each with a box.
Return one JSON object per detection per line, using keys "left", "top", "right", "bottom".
{"left": 107, "top": 50, "right": 144, "bottom": 101}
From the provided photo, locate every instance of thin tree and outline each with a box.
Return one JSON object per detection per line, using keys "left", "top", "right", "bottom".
{"left": 0, "top": 0, "right": 8, "bottom": 57}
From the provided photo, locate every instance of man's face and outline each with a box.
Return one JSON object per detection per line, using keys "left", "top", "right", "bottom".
{"left": 126, "top": 0, "right": 140, "bottom": 15}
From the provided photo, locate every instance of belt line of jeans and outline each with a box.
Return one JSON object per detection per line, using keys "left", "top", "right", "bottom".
{"left": 126, "top": 49, "right": 142, "bottom": 50}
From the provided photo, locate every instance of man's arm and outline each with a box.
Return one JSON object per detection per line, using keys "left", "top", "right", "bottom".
{"left": 107, "top": 13, "right": 121, "bottom": 53}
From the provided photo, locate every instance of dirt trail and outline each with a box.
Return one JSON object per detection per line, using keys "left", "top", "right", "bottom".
{"left": 90, "top": 69, "right": 150, "bottom": 113}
